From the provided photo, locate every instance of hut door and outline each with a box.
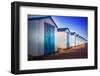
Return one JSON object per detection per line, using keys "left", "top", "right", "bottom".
{"left": 44, "top": 23, "right": 55, "bottom": 55}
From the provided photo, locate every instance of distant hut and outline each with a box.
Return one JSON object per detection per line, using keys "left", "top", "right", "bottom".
{"left": 28, "top": 16, "right": 58, "bottom": 56}
{"left": 78, "top": 36, "right": 86, "bottom": 45}
{"left": 57, "top": 28, "right": 70, "bottom": 49}
{"left": 79, "top": 36, "right": 87, "bottom": 45}
{"left": 75, "top": 34, "right": 79, "bottom": 46}
{"left": 70, "top": 32, "right": 76, "bottom": 47}
{"left": 80, "top": 36, "right": 84, "bottom": 44}
{"left": 78, "top": 36, "right": 81, "bottom": 45}
{"left": 83, "top": 38, "right": 87, "bottom": 44}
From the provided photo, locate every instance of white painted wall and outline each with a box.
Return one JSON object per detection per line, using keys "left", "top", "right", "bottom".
{"left": 56, "top": 32, "right": 66, "bottom": 49}
{"left": 76, "top": 36, "right": 79, "bottom": 46}
{"left": 28, "top": 19, "right": 44, "bottom": 56}
{"left": 70, "top": 35, "right": 76, "bottom": 47}
{"left": 0, "top": 0, "right": 99, "bottom": 76}
{"left": 78, "top": 37, "right": 82, "bottom": 45}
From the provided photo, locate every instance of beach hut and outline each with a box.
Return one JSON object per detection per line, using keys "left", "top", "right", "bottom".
{"left": 75, "top": 34, "right": 79, "bottom": 46}
{"left": 28, "top": 16, "right": 58, "bottom": 56}
{"left": 70, "top": 32, "right": 76, "bottom": 47}
{"left": 78, "top": 36, "right": 87, "bottom": 45}
{"left": 83, "top": 38, "right": 87, "bottom": 44}
{"left": 78, "top": 36, "right": 81, "bottom": 45}
{"left": 78, "top": 36, "right": 84, "bottom": 45}
{"left": 80, "top": 37, "right": 87, "bottom": 44}
{"left": 57, "top": 28, "right": 70, "bottom": 49}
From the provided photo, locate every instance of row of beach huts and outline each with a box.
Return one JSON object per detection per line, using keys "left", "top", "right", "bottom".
{"left": 28, "top": 16, "right": 87, "bottom": 57}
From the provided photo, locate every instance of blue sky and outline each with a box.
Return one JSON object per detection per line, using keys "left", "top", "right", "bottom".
{"left": 52, "top": 16, "right": 88, "bottom": 40}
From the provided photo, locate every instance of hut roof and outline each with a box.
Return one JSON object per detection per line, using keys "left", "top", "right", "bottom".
{"left": 79, "top": 36, "right": 87, "bottom": 41}
{"left": 28, "top": 16, "right": 58, "bottom": 28}
{"left": 70, "top": 32, "right": 76, "bottom": 35}
{"left": 57, "top": 28, "right": 70, "bottom": 32}
{"left": 76, "top": 34, "right": 79, "bottom": 36}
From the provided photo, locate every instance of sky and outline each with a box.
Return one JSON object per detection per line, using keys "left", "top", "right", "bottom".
{"left": 52, "top": 16, "right": 88, "bottom": 40}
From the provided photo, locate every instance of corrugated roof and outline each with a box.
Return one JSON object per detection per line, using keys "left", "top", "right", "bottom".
{"left": 57, "top": 28, "right": 70, "bottom": 32}
{"left": 70, "top": 32, "right": 76, "bottom": 35}
{"left": 28, "top": 15, "right": 58, "bottom": 28}
{"left": 79, "top": 36, "right": 87, "bottom": 41}
{"left": 28, "top": 16, "right": 50, "bottom": 20}
{"left": 76, "top": 34, "right": 79, "bottom": 36}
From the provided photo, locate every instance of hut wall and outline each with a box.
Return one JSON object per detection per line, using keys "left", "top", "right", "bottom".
{"left": 75, "top": 36, "right": 79, "bottom": 46}
{"left": 78, "top": 37, "right": 81, "bottom": 45}
{"left": 81, "top": 38, "right": 85, "bottom": 44}
{"left": 28, "top": 20, "right": 44, "bottom": 56}
{"left": 70, "top": 35, "right": 76, "bottom": 47}
{"left": 80, "top": 38, "right": 83, "bottom": 45}
{"left": 78, "top": 37, "right": 83, "bottom": 45}
{"left": 56, "top": 32, "right": 66, "bottom": 49}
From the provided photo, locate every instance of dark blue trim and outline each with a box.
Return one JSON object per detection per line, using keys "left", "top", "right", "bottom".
{"left": 78, "top": 35, "right": 87, "bottom": 41}
{"left": 28, "top": 16, "right": 50, "bottom": 20}
{"left": 70, "top": 32, "right": 76, "bottom": 35}
{"left": 57, "top": 28, "right": 70, "bottom": 32}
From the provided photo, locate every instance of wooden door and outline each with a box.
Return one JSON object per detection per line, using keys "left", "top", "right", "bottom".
{"left": 44, "top": 23, "right": 55, "bottom": 55}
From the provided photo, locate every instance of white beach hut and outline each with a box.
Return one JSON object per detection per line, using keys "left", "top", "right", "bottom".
{"left": 56, "top": 28, "right": 70, "bottom": 49}
{"left": 28, "top": 16, "right": 58, "bottom": 57}
{"left": 75, "top": 34, "right": 79, "bottom": 46}
{"left": 70, "top": 32, "right": 76, "bottom": 47}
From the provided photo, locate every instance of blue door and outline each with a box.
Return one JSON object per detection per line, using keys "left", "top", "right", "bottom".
{"left": 44, "top": 23, "right": 55, "bottom": 55}
{"left": 66, "top": 32, "right": 70, "bottom": 48}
